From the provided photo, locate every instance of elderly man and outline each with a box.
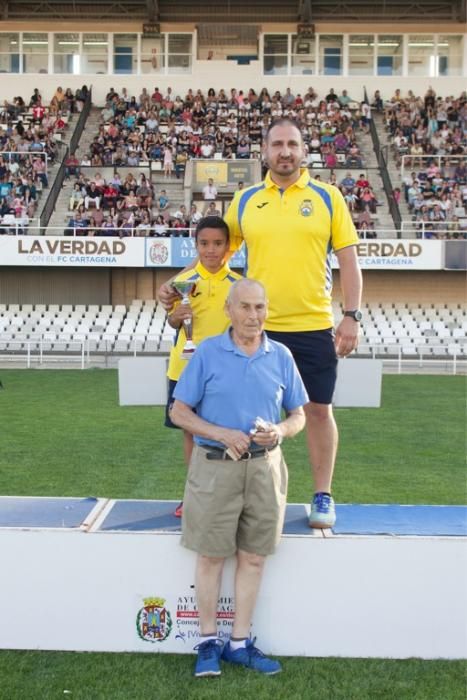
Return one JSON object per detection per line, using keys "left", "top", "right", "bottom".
{"left": 171, "top": 278, "right": 307, "bottom": 677}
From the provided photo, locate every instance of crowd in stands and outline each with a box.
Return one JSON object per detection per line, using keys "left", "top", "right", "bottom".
{"left": 0, "top": 86, "right": 81, "bottom": 234}
{"left": 64, "top": 167, "right": 215, "bottom": 237}
{"left": 79, "top": 85, "right": 368, "bottom": 170}
{"left": 2, "top": 82, "right": 464, "bottom": 238}
{"left": 63, "top": 85, "right": 377, "bottom": 237}
{"left": 383, "top": 87, "right": 466, "bottom": 238}
{"left": 62, "top": 164, "right": 381, "bottom": 238}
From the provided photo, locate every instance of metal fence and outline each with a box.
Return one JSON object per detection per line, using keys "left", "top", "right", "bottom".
{"left": 39, "top": 87, "right": 93, "bottom": 233}
{"left": 364, "top": 87, "right": 402, "bottom": 235}
{"left": 400, "top": 154, "right": 465, "bottom": 180}
{"left": 0, "top": 337, "right": 465, "bottom": 375}
{"left": 0, "top": 225, "right": 413, "bottom": 239}
{"left": 0, "top": 150, "right": 49, "bottom": 173}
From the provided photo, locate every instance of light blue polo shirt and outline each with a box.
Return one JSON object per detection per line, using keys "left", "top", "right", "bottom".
{"left": 173, "top": 329, "right": 309, "bottom": 448}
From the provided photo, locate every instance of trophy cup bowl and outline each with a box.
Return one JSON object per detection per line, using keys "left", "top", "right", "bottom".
{"left": 171, "top": 279, "right": 197, "bottom": 360}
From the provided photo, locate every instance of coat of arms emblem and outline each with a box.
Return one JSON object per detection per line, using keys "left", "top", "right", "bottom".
{"left": 136, "top": 597, "right": 172, "bottom": 642}
{"left": 149, "top": 242, "right": 169, "bottom": 264}
{"left": 299, "top": 199, "right": 313, "bottom": 217}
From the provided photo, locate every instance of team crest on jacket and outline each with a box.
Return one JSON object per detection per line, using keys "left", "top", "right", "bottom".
{"left": 299, "top": 199, "right": 313, "bottom": 217}
{"left": 136, "top": 597, "right": 173, "bottom": 642}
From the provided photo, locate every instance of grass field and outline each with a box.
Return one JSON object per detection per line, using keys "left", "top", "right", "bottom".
{"left": 0, "top": 370, "right": 465, "bottom": 699}
{"left": 0, "top": 370, "right": 465, "bottom": 504}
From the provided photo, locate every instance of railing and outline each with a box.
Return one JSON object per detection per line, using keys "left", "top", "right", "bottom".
{"left": 0, "top": 218, "right": 41, "bottom": 235}
{"left": 38, "top": 143, "right": 69, "bottom": 233}
{"left": 5, "top": 223, "right": 465, "bottom": 240}
{"left": 355, "top": 342, "right": 466, "bottom": 375}
{"left": 1, "top": 336, "right": 465, "bottom": 375}
{"left": 38, "top": 87, "right": 93, "bottom": 233}
{"left": 2, "top": 225, "right": 416, "bottom": 239}
{"left": 400, "top": 154, "right": 465, "bottom": 181}
{"left": 1, "top": 225, "right": 195, "bottom": 237}
{"left": 0, "top": 150, "right": 49, "bottom": 173}
{"left": 400, "top": 221, "right": 467, "bottom": 240}
{"left": 0, "top": 338, "right": 88, "bottom": 369}
{"left": 364, "top": 86, "right": 402, "bottom": 236}
{"left": 69, "top": 87, "right": 93, "bottom": 157}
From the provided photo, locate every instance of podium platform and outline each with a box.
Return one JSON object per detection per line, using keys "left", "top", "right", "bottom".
{"left": 1, "top": 497, "right": 466, "bottom": 659}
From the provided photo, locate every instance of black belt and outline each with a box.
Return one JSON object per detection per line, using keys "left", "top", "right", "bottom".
{"left": 201, "top": 445, "right": 277, "bottom": 461}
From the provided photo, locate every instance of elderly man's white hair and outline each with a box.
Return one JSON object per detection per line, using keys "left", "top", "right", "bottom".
{"left": 226, "top": 278, "right": 268, "bottom": 306}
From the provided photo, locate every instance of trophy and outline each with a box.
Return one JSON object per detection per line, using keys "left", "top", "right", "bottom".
{"left": 171, "top": 279, "right": 197, "bottom": 360}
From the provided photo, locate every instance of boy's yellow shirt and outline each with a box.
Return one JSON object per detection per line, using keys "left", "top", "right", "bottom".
{"left": 167, "top": 260, "right": 242, "bottom": 381}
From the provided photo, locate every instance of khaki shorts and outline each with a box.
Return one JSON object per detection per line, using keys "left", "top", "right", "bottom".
{"left": 181, "top": 444, "right": 288, "bottom": 558}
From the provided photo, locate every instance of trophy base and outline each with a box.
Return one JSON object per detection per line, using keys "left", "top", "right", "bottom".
{"left": 181, "top": 342, "right": 197, "bottom": 360}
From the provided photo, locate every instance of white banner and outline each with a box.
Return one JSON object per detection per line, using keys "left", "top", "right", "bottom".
{"left": 350, "top": 240, "right": 443, "bottom": 270}
{"left": 0, "top": 236, "right": 444, "bottom": 270}
{"left": 0, "top": 527, "right": 465, "bottom": 658}
{"left": 0, "top": 236, "right": 144, "bottom": 267}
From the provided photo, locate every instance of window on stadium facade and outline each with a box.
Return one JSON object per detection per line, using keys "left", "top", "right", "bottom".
{"left": 140, "top": 36, "right": 165, "bottom": 74}
{"left": 349, "top": 35, "right": 374, "bottom": 76}
{"left": 167, "top": 34, "right": 192, "bottom": 73}
{"left": 0, "top": 31, "right": 463, "bottom": 76}
{"left": 376, "top": 35, "right": 403, "bottom": 76}
{"left": 408, "top": 35, "right": 436, "bottom": 76}
{"left": 291, "top": 34, "right": 316, "bottom": 75}
{"left": 23, "top": 32, "right": 192, "bottom": 75}
{"left": 0, "top": 32, "right": 19, "bottom": 73}
{"left": 23, "top": 33, "right": 49, "bottom": 74}
{"left": 82, "top": 34, "right": 109, "bottom": 74}
{"left": 318, "top": 35, "right": 343, "bottom": 76}
{"left": 113, "top": 34, "right": 138, "bottom": 75}
{"left": 263, "top": 34, "right": 288, "bottom": 75}
{"left": 54, "top": 33, "right": 80, "bottom": 74}
{"left": 438, "top": 35, "right": 463, "bottom": 76}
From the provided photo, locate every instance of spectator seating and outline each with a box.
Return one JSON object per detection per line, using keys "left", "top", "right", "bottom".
{"left": 1, "top": 301, "right": 465, "bottom": 362}
{"left": 90, "top": 86, "right": 365, "bottom": 170}
{"left": 0, "top": 87, "right": 75, "bottom": 234}
{"left": 0, "top": 300, "right": 172, "bottom": 354}
{"left": 383, "top": 89, "right": 466, "bottom": 239}
{"left": 338, "top": 301, "right": 467, "bottom": 359}
{"left": 63, "top": 86, "right": 369, "bottom": 237}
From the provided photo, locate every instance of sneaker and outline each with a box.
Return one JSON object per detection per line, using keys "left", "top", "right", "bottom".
{"left": 309, "top": 492, "right": 336, "bottom": 529}
{"left": 193, "top": 638, "right": 223, "bottom": 677}
{"left": 222, "top": 637, "right": 281, "bottom": 675}
{"left": 174, "top": 501, "right": 183, "bottom": 518}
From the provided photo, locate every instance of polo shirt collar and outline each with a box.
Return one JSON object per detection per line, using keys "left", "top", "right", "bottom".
{"left": 220, "top": 328, "right": 273, "bottom": 355}
{"left": 194, "top": 260, "right": 232, "bottom": 281}
{"left": 264, "top": 168, "right": 310, "bottom": 191}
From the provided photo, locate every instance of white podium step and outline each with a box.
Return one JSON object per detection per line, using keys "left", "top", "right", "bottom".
{"left": 0, "top": 497, "right": 465, "bottom": 660}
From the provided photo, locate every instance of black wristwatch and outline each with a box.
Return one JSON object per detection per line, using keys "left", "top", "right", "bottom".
{"left": 344, "top": 309, "right": 363, "bottom": 322}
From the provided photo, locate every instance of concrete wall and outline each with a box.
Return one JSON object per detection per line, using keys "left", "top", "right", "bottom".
{"left": 0, "top": 67, "right": 464, "bottom": 106}
{"left": 2, "top": 267, "right": 462, "bottom": 307}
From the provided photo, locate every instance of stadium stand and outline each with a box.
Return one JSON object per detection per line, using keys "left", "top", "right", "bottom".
{"left": 0, "top": 87, "right": 77, "bottom": 234}
{"left": 0, "top": 298, "right": 465, "bottom": 369}
{"left": 40, "top": 85, "right": 398, "bottom": 237}
{"left": 375, "top": 89, "right": 466, "bottom": 239}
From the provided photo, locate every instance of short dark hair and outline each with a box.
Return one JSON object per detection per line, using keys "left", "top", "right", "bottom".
{"left": 266, "top": 117, "right": 302, "bottom": 140}
{"left": 195, "top": 216, "right": 229, "bottom": 243}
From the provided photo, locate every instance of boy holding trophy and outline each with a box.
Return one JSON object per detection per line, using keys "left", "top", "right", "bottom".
{"left": 165, "top": 216, "right": 242, "bottom": 517}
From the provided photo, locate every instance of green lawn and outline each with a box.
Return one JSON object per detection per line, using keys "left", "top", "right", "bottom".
{"left": 0, "top": 650, "right": 465, "bottom": 700}
{"left": 0, "top": 370, "right": 465, "bottom": 504}
{"left": 0, "top": 370, "right": 465, "bottom": 699}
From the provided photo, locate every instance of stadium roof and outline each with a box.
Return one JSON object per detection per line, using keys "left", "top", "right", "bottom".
{"left": 0, "top": 0, "right": 465, "bottom": 22}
